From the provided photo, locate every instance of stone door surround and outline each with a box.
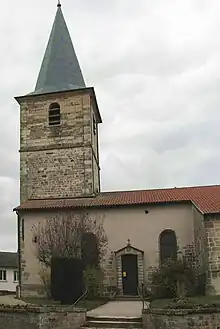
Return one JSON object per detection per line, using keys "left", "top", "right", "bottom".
{"left": 115, "top": 240, "right": 144, "bottom": 295}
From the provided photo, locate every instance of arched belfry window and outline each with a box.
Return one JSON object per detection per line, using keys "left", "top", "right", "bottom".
{"left": 49, "top": 103, "right": 60, "bottom": 126}
{"left": 81, "top": 232, "right": 99, "bottom": 269}
{"left": 159, "top": 229, "right": 177, "bottom": 264}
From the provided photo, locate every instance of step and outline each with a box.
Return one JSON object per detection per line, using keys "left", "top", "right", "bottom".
{"left": 113, "top": 296, "right": 141, "bottom": 301}
{"left": 83, "top": 320, "right": 141, "bottom": 328}
{"left": 86, "top": 316, "right": 142, "bottom": 323}
{"left": 82, "top": 316, "right": 142, "bottom": 328}
{"left": 81, "top": 324, "right": 142, "bottom": 329}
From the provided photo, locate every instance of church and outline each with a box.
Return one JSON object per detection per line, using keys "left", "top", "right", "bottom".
{"left": 14, "top": 3, "right": 220, "bottom": 298}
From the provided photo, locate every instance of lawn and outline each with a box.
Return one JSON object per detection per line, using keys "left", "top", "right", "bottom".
{"left": 21, "top": 297, "right": 107, "bottom": 310}
{"left": 150, "top": 295, "right": 220, "bottom": 309}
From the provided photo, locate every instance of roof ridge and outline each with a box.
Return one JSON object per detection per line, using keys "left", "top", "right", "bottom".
{"left": 100, "top": 184, "right": 220, "bottom": 194}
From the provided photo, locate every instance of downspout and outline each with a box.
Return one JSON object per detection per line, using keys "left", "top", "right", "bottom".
{"left": 16, "top": 211, "right": 22, "bottom": 288}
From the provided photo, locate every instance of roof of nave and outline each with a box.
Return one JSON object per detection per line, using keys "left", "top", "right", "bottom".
{"left": 14, "top": 184, "right": 220, "bottom": 215}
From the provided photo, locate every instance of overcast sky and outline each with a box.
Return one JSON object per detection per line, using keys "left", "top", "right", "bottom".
{"left": 1, "top": 0, "right": 220, "bottom": 250}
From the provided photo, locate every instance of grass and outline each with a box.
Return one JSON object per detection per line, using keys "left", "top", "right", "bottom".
{"left": 21, "top": 297, "right": 107, "bottom": 310}
{"left": 150, "top": 295, "right": 220, "bottom": 309}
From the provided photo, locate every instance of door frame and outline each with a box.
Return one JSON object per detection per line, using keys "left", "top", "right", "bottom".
{"left": 121, "top": 253, "right": 138, "bottom": 295}
{"left": 115, "top": 241, "right": 144, "bottom": 296}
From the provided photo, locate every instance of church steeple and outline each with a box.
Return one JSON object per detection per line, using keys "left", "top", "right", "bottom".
{"left": 16, "top": 3, "right": 102, "bottom": 204}
{"left": 30, "top": 3, "right": 86, "bottom": 95}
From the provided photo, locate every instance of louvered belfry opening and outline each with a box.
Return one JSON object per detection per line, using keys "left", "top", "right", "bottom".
{"left": 49, "top": 102, "right": 61, "bottom": 126}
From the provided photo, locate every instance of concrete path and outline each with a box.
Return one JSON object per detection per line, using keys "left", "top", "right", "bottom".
{"left": 0, "top": 294, "right": 27, "bottom": 305}
{"left": 87, "top": 301, "right": 145, "bottom": 318}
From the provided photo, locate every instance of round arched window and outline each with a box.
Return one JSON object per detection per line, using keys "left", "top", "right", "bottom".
{"left": 81, "top": 232, "right": 99, "bottom": 269}
{"left": 159, "top": 229, "right": 177, "bottom": 264}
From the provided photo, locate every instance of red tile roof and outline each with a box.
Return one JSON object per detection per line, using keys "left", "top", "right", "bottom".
{"left": 14, "top": 185, "right": 220, "bottom": 214}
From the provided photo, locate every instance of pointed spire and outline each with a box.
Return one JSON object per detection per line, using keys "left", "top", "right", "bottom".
{"left": 30, "top": 3, "right": 86, "bottom": 95}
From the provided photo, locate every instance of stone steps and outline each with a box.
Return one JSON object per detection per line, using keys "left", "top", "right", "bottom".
{"left": 113, "top": 296, "right": 141, "bottom": 301}
{"left": 82, "top": 315, "right": 142, "bottom": 329}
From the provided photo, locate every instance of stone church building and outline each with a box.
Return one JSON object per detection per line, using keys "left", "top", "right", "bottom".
{"left": 14, "top": 3, "right": 220, "bottom": 297}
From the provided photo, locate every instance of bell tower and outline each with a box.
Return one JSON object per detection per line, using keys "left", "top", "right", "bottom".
{"left": 16, "top": 2, "right": 102, "bottom": 203}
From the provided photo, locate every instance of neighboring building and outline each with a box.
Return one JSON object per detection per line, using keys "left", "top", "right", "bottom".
{"left": 14, "top": 2, "right": 220, "bottom": 298}
{"left": 0, "top": 252, "right": 19, "bottom": 293}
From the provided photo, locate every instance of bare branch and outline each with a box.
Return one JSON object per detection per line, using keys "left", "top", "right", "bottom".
{"left": 32, "top": 210, "right": 108, "bottom": 269}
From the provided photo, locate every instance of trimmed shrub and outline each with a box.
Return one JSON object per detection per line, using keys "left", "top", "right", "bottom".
{"left": 151, "top": 259, "right": 197, "bottom": 299}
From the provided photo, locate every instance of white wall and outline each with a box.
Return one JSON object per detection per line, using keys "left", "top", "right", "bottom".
{"left": 22, "top": 203, "right": 195, "bottom": 286}
{"left": 0, "top": 268, "right": 19, "bottom": 292}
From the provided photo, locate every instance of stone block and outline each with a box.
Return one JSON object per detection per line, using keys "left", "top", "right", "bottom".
{"left": 0, "top": 304, "right": 86, "bottom": 329}
{"left": 143, "top": 307, "right": 220, "bottom": 329}
{"left": 19, "top": 90, "right": 100, "bottom": 202}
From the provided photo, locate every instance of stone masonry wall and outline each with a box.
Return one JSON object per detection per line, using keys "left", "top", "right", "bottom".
{"left": 21, "top": 146, "right": 93, "bottom": 200}
{"left": 143, "top": 307, "right": 220, "bottom": 329}
{"left": 19, "top": 89, "right": 100, "bottom": 202}
{"left": 91, "top": 104, "right": 100, "bottom": 194}
{"left": 102, "top": 251, "right": 117, "bottom": 296}
{"left": 205, "top": 215, "right": 220, "bottom": 294}
{"left": 115, "top": 245, "right": 144, "bottom": 295}
{"left": 192, "top": 207, "right": 208, "bottom": 276}
{"left": 0, "top": 305, "right": 86, "bottom": 329}
{"left": 182, "top": 243, "right": 197, "bottom": 267}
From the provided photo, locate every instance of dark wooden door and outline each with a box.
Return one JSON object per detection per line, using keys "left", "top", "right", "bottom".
{"left": 121, "top": 254, "right": 138, "bottom": 295}
{"left": 51, "top": 258, "right": 83, "bottom": 304}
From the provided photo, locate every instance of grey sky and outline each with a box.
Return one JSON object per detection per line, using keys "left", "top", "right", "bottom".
{"left": 1, "top": 0, "right": 220, "bottom": 250}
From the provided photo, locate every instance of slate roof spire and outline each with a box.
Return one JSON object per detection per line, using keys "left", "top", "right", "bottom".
{"left": 31, "top": 2, "right": 86, "bottom": 95}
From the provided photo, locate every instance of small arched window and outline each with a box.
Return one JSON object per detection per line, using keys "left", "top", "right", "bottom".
{"left": 159, "top": 229, "right": 177, "bottom": 264}
{"left": 81, "top": 232, "right": 99, "bottom": 269}
{"left": 49, "top": 103, "right": 61, "bottom": 126}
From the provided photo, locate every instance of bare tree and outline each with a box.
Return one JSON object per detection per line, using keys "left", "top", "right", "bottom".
{"left": 32, "top": 211, "right": 108, "bottom": 268}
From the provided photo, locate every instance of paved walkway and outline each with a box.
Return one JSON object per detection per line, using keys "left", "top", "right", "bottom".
{"left": 0, "top": 294, "right": 27, "bottom": 305}
{"left": 87, "top": 301, "right": 145, "bottom": 318}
